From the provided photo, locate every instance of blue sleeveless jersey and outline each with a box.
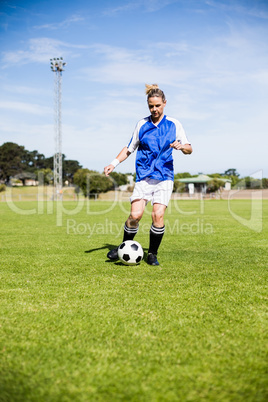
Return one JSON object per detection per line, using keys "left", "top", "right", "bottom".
{"left": 127, "top": 115, "right": 190, "bottom": 182}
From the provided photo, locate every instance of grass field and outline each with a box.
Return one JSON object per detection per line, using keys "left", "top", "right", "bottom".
{"left": 0, "top": 197, "right": 267, "bottom": 401}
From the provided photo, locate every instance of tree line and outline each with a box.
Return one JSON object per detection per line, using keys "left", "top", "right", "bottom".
{"left": 174, "top": 169, "right": 268, "bottom": 192}
{"left": 0, "top": 142, "right": 83, "bottom": 184}
{"left": 0, "top": 142, "right": 267, "bottom": 197}
{"left": 0, "top": 142, "right": 129, "bottom": 196}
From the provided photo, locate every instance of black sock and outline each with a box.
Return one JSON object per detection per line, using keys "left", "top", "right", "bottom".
{"left": 123, "top": 222, "right": 139, "bottom": 242}
{"left": 148, "top": 225, "right": 165, "bottom": 255}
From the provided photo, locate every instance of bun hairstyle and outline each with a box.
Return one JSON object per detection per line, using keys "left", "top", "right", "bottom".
{"left": 145, "top": 83, "right": 166, "bottom": 102}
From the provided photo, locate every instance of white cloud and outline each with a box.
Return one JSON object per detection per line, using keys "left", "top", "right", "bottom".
{"left": 103, "top": 0, "right": 179, "bottom": 15}
{"left": 0, "top": 118, "right": 54, "bottom": 156}
{"left": 34, "top": 14, "right": 85, "bottom": 30}
{"left": 0, "top": 100, "right": 51, "bottom": 115}
{"left": 144, "top": 0, "right": 180, "bottom": 12}
{"left": 85, "top": 25, "right": 268, "bottom": 91}
{"left": 2, "top": 38, "right": 88, "bottom": 66}
{"left": 251, "top": 69, "right": 268, "bottom": 85}
{"left": 3, "top": 84, "right": 50, "bottom": 96}
{"left": 80, "top": 43, "right": 192, "bottom": 87}
{"left": 205, "top": 0, "right": 268, "bottom": 19}
{"left": 82, "top": 62, "right": 191, "bottom": 87}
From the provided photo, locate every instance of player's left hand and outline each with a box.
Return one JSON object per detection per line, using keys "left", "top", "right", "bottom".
{"left": 170, "top": 140, "right": 183, "bottom": 150}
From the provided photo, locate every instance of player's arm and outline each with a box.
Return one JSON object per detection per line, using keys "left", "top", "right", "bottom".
{"left": 169, "top": 119, "right": 193, "bottom": 154}
{"left": 170, "top": 141, "right": 193, "bottom": 154}
{"left": 104, "top": 146, "right": 131, "bottom": 176}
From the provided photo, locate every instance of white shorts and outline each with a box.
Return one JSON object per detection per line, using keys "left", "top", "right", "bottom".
{"left": 130, "top": 178, "right": 174, "bottom": 206}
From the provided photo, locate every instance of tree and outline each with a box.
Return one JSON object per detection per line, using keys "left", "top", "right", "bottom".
{"left": 73, "top": 169, "right": 114, "bottom": 198}
{"left": 207, "top": 179, "right": 223, "bottom": 193}
{"left": 0, "top": 142, "right": 84, "bottom": 186}
{"left": 0, "top": 142, "right": 49, "bottom": 182}
{"left": 109, "top": 172, "right": 128, "bottom": 187}
{"left": 37, "top": 168, "right": 53, "bottom": 185}
{"left": 27, "top": 150, "right": 46, "bottom": 171}
{"left": 209, "top": 173, "right": 222, "bottom": 178}
{"left": 41, "top": 155, "right": 82, "bottom": 184}
{"left": 0, "top": 142, "right": 28, "bottom": 182}
{"left": 43, "top": 156, "right": 53, "bottom": 170}
{"left": 239, "top": 176, "right": 262, "bottom": 189}
{"left": 224, "top": 168, "right": 239, "bottom": 177}
{"left": 262, "top": 178, "right": 268, "bottom": 189}
{"left": 63, "top": 159, "right": 82, "bottom": 184}
{"left": 174, "top": 172, "right": 192, "bottom": 179}
{"left": 220, "top": 169, "right": 240, "bottom": 188}
{"left": 173, "top": 180, "right": 186, "bottom": 193}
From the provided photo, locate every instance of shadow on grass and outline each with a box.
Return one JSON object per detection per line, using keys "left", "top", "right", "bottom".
{"left": 0, "top": 369, "right": 35, "bottom": 402}
{"left": 84, "top": 243, "right": 117, "bottom": 254}
{"left": 84, "top": 244, "right": 149, "bottom": 265}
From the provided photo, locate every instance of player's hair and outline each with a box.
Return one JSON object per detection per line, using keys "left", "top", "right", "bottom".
{"left": 145, "top": 84, "right": 166, "bottom": 102}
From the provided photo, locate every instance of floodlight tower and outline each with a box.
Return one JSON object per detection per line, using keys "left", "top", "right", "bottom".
{"left": 50, "top": 57, "right": 66, "bottom": 200}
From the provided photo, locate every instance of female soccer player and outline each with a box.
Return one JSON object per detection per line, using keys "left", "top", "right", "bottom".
{"left": 104, "top": 84, "right": 192, "bottom": 265}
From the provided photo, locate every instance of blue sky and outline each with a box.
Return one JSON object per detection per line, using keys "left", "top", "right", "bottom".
{"left": 1, "top": 0, "right": 268, "bottom": 178}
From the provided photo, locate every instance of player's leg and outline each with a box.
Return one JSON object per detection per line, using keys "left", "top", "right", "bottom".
{"left": 147, "top": 203, "right": 166, "bottom": 266}
{"left": 125, "top": 198, "right": 146, "bottom": 238}
{"left": 147, "top": 180, "right": 173, "bottom": 265}
{"left": 107, "top": 199, "right": 146, "bottom": 260}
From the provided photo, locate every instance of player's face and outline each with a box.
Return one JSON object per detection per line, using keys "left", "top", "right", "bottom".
{"left": 148, "top": 96, "right": 167, "bottom": 123}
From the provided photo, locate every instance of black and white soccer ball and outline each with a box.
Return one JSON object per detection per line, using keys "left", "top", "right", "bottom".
{"left": 118, "top": 240, "right": 144, "bottom": 265}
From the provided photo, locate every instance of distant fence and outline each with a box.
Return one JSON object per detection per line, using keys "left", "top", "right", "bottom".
{"left": 1, "top": 188, "right": 268, "bottom": 202}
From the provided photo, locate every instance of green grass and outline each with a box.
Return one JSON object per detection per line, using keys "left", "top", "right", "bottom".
{"left": 0, "top": 199, "right": 267, "bottom": 401}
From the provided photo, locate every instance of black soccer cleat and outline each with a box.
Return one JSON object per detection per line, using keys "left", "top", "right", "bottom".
{"left": 147, "top": 253, "right": 159, "bottom": 266}
{"left": 107, "top": 247, "right": 119, "bottom": 260}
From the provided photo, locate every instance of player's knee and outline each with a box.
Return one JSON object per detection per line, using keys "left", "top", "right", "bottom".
{"left": 127, "top": 213, "right": 141, "bottom": 227}
{"left": 151, "top": 211, "right": 165, "bottom": 226}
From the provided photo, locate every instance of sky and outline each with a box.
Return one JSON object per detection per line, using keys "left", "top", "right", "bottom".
{"left": 0, "top": 0, "right": 268, "bottom": 178}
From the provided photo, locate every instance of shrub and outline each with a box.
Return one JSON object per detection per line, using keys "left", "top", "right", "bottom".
{"left": 0, "top": 184, "right": 6, "bottom": 192}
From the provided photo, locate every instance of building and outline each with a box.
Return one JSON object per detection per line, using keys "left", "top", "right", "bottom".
{"left": 178, "top": 174, "right": 231, "bottom": 194}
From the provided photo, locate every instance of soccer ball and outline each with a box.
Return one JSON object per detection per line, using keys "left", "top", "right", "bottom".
{"left": 118, "top": 240, "right": 144, "bottom": 265}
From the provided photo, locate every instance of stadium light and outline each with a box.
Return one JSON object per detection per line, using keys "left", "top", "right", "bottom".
{"left": 50, "top": 57, "right": 67, "bottom": 200}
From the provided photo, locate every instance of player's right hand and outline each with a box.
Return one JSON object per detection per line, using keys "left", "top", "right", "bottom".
{"left": 104, "top": 164, "right": 114, "bottom": 176}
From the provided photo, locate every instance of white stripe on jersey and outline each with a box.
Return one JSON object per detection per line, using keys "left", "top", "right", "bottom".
{"left": 127, "top": 117, "right": 149, "bottom": 153}
{"left": 127, "top": 115, "right": 190, "bottom": 154}
{"left": 165, "top": 116, "right": 190, "bottom": 145}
